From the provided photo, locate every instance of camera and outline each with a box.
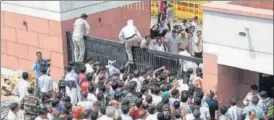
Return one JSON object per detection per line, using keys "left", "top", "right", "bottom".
{"left": 37, "top": 59, "right": 51, "bottom": 72}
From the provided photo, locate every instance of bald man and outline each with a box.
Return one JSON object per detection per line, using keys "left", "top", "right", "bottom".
{"left": 118, "top": 19, "right": 143, "bottom": 63}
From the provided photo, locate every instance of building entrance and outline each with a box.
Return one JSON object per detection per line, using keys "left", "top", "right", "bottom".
{"left": 259, "top": 73, "right": 274, "bottom": 97}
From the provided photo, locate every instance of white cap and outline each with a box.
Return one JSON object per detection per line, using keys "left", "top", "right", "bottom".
{"left": 127, "top": 19, "right": 134, "bottom": 26}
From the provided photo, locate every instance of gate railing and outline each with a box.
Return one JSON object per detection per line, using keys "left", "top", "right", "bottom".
{"left": 66, "top": 32, "right": 202, "bottom": 74}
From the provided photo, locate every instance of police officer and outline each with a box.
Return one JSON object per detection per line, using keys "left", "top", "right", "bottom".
{"left": 118, "top": 19, "right": 143, "bottom": 64}
{"left": 20, "top": 87, "right": 41, "bottom": 120}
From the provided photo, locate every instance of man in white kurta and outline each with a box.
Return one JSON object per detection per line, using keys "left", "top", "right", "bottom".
{"left": 14, "top": 72, "right": 30, "bottom": 102}
{"left": 66, "top": 76, "right": 81, "bottom": 105}
{"left": 118, "top": 19, "right": 143, "bottom": 63}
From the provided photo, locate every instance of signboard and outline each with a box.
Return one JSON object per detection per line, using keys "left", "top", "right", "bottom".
{"left": 150, "top": 1, "right": 210, "bottom": 24}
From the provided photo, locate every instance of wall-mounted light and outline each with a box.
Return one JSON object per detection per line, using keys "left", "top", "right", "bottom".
{"left": 238, "top": 27, "right": 249, "bottom": 37}
{"left": 238, "top": 32, "right": 247, "bottom": 37}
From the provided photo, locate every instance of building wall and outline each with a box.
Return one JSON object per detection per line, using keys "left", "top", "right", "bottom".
{"left": 61, "top": 2, "right": 150, "bottom": 42}
{"left": 203, "top": 10, "right": 273, "bottom": 75}
{"left": 1, "top": 11, "right": 64, "bottom": 80}
{"left": 1, "top": 1, "right": 150, "bottom": 80}
{"left": 203, "top": 53, "right": 259, "bottom": 105}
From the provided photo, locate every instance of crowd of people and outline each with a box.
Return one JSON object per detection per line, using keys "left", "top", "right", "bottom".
{"left": 5, "top": 50, "right": 273, "bottom": 120}
{"left": 3, "top": 1, "right": 273, "bottom": 120}
{"left": 149, "top": 1, "right": 203, "bottom": 58}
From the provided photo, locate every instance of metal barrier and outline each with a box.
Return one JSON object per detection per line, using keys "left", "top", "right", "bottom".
{"left": 66, "top": 32, "right": 202, "bottom": 74}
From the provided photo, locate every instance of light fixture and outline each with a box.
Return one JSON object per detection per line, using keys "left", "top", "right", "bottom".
{"left": 238, "top": 27, "right": 249, "bottom": 37}
{"left": 238, "top": 32, "right": 246, "bottom": 37}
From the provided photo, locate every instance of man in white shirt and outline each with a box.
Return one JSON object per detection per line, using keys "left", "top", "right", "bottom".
{"left": 194, "top": 30, "right": 203, "bottom": 58}
{"left": 78, "top": 92, "right": 93, "bottom": 111}
{"left": 118, "top": 19, "right": 143, "bottom": 63}
{"left": 186, "top": 108, "right": 207, "bottom": 120}
{"left": 14, "top": 72, "right": 30, "bottom": 102}
{"left": 38, "top": 68, "right": 53, "bottom": 100}
{"left": 154, "top": 37, "right": 166, "bottom": 52}
{"left": 85, "top": 57, "right": 94, "bottom": 74}
{"left": 181, "top": 19, "right": 190, "bottom": 31}
{"left": 121, "top": 105, "right": 133, "bottom": 120}
{"left": 72, "top": 14, "right": 90, "bottom": 62}
{"left": 7, "top": 103, "right": 23, "bottom": 120}
{"left": 87, "top": 85, "right": 97, "bottom": 103}
{"left": 146, "top": 106, "right": 158, "bottom": 120}
{"left": 106, "top": 60, "right": 120, "bottom": 78}
{"left": 149, "top": 40, "right": 157, "bottom": 50}
{"left": 166, "top": 30, "right": 180, "bottom": 54}
{"left": 178, "top": 76, "right": 189, "bottom": 93}
{"left": 35, "top": 108, "right": 49, "bottom": 120}
{"left": 228, "top": 99, "right": 243, "bottom": 120}
{"left": 166, "top": 4, "right": 174, "bottom": 31}
{"left": 179, "top": 48, "right": 191, "bottom": 57}
{"left": 140, "top": 35, "right": 151, "bottom": 49}
{"left": 151, "top": 86, "right": 162, "bottom": 106}
{"left": 243, "top": 84, "right": 261, "bottom": 106}
{"left": 98, "top": 106, "right": 115, "bottom": 120}
{"left": 131, "top": 70, "right": 142, "bottom": 92}
{"left": 191, "top": 16, "right": 200, "bottom": 34}
{"left": 194, "top": 97, "right": 211, "bottom": 120}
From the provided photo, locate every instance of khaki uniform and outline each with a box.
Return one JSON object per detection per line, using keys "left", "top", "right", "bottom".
{"left": 119, "top": 20, "right": 143, "bottom": 62}
{"left": 125, "top": 34, "right": 143, "bottom": 61}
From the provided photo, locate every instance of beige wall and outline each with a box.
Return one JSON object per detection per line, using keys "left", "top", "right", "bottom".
{"left": 1, "top": 2, "right": 151, "bottom": 80}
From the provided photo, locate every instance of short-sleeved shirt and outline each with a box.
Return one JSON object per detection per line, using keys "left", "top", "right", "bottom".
{"left": 205, "top": 98, "right": 219, "bottom": 119}
{"left": 243, "top": 105, "right": 265, "bottom": 119}
{"left": 219, "top": 114, "right": 232, "bottom": 120}
{"left": 166, "top": 35, "right": 180, "bottom": 54}
{"left": 200, "top": 106, "right": 210, "bottom": 119}
{"left": 78, "top": 73, "right": 87, "bottom": 85}
{"left": 72, "top": 18, "right": 90, "bottom": 38}
{"left": 81, "top": 81, "right": 92, "bottom": 93}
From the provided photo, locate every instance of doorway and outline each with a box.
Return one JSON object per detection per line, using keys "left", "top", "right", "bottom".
{"left": 259, "top": 73, "right": 274, "bottom": 97}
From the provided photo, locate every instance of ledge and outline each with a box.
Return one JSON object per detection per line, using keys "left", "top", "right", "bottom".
{"left": 202, "top": 2, "right": 273, "bottom": 20}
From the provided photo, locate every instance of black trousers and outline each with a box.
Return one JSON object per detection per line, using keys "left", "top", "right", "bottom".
{"left": 167, "top": 23, "right": 171, "bottom": 31}
{"left": 150, "top": 29, "right": 169, "bottom": 39}
{"left": 195, "top": 52, "right": 203, "bottom": 58}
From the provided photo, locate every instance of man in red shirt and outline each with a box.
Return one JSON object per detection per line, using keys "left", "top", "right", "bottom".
{"left": 158, "top": 0, "right": 168, "bottom": 23}
{"left": 130, "top": 98, "right": 143, "bottom": 119}
{"left": 78, "top": 66, "right": 87, "bottom": 86}
{"left": 81, "top": 73, "right": 93, "bottom": 93}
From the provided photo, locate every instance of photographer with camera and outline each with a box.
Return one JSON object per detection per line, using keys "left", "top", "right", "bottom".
{"left": 32, "top": 51, "right": 50, "bottom": 78}
{"left": 32, "top": 51, "right": 50, "bottom": 97}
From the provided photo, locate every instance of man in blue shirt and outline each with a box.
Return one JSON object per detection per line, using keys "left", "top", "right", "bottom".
{"left": 243, "top": 96, "right": 267, "bottom": 120}
{"left": 32, "top": 51, "right": 50, "bottom": 78}
{"left": 205, "top": 91, "right": 219, "bottom": 120}
{"left": 32, "top": 51, "right": 49, "bottom": 97}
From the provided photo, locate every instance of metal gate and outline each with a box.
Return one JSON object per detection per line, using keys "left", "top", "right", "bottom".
{"left": 66, "top": 32, "right": 202, "bottom": 73}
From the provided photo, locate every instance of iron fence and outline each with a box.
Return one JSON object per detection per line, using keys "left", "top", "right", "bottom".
{"left": 66, "top": 32, "right": 202, "bottom": 74}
